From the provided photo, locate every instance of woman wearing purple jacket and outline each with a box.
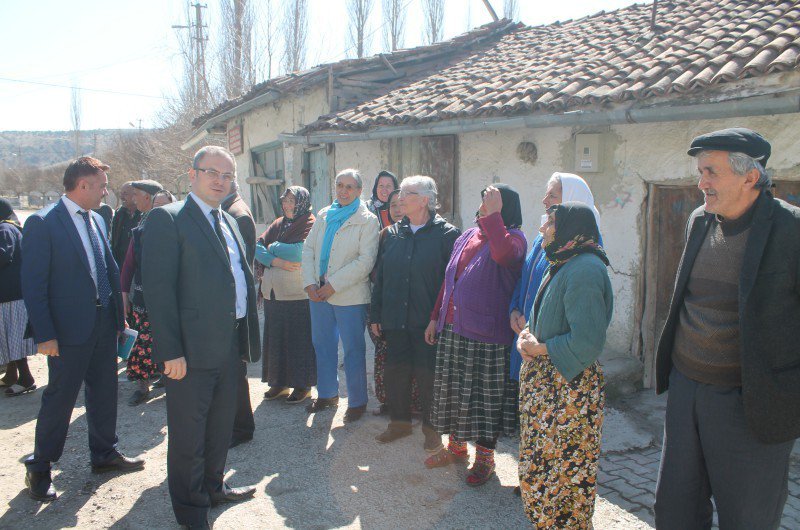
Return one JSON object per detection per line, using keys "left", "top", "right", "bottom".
{"left": 424, "top": 184, "right": 526, "bottom": 486}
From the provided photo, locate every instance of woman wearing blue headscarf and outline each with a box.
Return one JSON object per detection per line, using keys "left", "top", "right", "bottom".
{"left": 301, "top": 169, "right": 380, "bottom": 423}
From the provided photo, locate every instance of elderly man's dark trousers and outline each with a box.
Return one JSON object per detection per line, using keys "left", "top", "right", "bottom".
{"left": 232, "top": 360, "right": 254, "bottom": 439}
{"left": 164, "top": 336, "right": 240, "bottom": 527}
{"left": 654, "top": 368, "right": 794, "bottom": 530}
{"left": 26, "top": 305, "right": 119, "bottom": 472}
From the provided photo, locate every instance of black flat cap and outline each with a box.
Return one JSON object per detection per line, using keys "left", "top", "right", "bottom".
{"left": 130, "top": 179, "right": 164, "bottom": 196}
{"left": 688, "top": 127, "right": 771, "bottom": 166}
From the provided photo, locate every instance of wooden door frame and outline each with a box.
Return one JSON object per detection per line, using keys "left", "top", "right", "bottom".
{"left": 640, "top": 179, "right": 697, "bottom": 388}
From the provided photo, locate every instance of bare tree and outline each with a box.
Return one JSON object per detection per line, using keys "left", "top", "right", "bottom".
{"left": 422, "top": 0, "right": 445, "bottom": 45}
{"left": 347, "top": 0, "right": 373, "bottom": 58}
{"left": 381, "top": 0, "right": 405, "bottom": 51}
{"left": 218, "top": 0, "right": 256, "bottom": 98}
{"left": 70, "top": 85, "right": 82, "bottom": 157}
{"left": 282, "top": 0, "right": 308, "bottom": 73}
{"left": 503, "top": 0, "right": 519, "bottom": 20}
{"left": 254, "top": 0, "right": 278, "bottom": 79}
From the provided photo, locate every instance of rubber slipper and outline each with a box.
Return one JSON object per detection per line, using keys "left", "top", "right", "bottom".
{"left": 4, "top": 383, "right": 36, "bottom": 397}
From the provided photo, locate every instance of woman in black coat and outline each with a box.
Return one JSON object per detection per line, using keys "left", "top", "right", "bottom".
{"left": 0, "top": 199, "right": 36, "bottom": 396}
{"left": 370, "top": 175, "right": 460, "bottom": 452}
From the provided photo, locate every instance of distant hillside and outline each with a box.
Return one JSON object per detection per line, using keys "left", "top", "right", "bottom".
{"left": 0, "top": 130, "right": 136, "bottom": 168}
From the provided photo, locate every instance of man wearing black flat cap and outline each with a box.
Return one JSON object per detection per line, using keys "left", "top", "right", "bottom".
{"left": 654, "top": 127, "right": 800, "bottom": 529}
{"left": 111, "top": 181, "right": 141, "bottom": 266}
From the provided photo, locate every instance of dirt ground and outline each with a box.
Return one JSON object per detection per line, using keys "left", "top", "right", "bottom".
{"left": 0, "top": 336, "right": 657, "bottom": 529}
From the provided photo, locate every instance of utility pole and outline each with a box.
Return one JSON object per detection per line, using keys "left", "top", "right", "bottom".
{"left": 172, "top": 3, "right": 209, "bottom": 106}
{"left": 193, "top": 3, "right": 209, "bottom": 103}
{"left": 481, "top": 0, "right": 499, "bottom": 22}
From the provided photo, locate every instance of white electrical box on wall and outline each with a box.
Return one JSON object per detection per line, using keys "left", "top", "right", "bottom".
{"left": 575, "top": 133, "right": 602, "bottom": 173}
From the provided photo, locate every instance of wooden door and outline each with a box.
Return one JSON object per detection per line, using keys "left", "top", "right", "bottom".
{"left": 773, "top": 180, "right": 800, "bottom": 207}
{"left": 641, "top": 185, "right": 703, "bottom": 387}
{"left": 387, "top": 135, "right": 458, "bottom": 225}
{"left": 304, "top": 148, "right": 329, "bottom": 215}
{"left": 418, "top": 135, "right": 457, "bottom": 224}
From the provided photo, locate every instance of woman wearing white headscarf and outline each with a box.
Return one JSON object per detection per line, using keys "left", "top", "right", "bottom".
{"left": 506, "top": 173, "right": 602, "bottom": 434}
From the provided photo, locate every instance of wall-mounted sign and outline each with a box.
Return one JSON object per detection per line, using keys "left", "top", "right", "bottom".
{"left": 228, "top": 125, "right": 243, "bottom": 155}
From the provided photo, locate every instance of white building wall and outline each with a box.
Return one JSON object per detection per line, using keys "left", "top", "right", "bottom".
{"left": 332, "top": 113, "right": 800, "bottom": 364}
{"left": 454, "top": 113, "right": 800, "bottom": 361}
{"left": 217, "top": 86, "right": 800, "bottom": 366}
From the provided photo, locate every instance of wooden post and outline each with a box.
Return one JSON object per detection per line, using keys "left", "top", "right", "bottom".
{"left": 480, "top": 0, "right": 499, "bottom": 22}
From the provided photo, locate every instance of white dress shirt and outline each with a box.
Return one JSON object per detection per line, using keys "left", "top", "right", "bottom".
{"left": 61, "top": 195, "right": 108, "bottom": 294}
{"left": 189, "top": 192, "right": 248, "bottom": 318}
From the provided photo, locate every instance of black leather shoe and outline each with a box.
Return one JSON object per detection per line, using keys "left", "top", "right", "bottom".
{"left": 180, "top": 520, "right": 211, "bottom": 529}
{"left": 25, "top": 470, "right": 57, "bottom": 502}
{"left": 229, "top": 434, "right": 253, "bottom": 448}
{"left": 375, "top": 424, "right": 412, "bottom": 444}
{"left": 305, "top": 396, "right": 339, "bottom": 413}
{"left": 91, "top": 453, "right": 145, "bottom": 474}
{"left": 343, "top": 405, "right": 367, "bottom": 424}
{"left": 128, "top": 389, "right": 149, "bottom": 406}
{"left": 209, "top": 483, "right": 256, "bottom": 506}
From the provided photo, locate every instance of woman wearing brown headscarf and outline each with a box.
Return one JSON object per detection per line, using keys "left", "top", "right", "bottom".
{"left": 256, "top": 186, "right": 317, "bottom": 403}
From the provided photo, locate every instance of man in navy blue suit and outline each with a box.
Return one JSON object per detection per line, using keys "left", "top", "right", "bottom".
{"left": 21, "top": 156, "right": 145, "bottom": 502}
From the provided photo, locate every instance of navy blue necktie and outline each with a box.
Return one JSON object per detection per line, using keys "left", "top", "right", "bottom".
{"left": 211, "top": 210, "right": 231, "bottom": 264}
{"left": 79, "top": 211, "right": 112, "bottom": 307}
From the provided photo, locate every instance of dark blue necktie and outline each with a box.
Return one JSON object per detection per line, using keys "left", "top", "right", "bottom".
{"left": 211, "top": 210, "right": 231, "bottom": 264}
{"left": 79, "top": 211, "right": 112, "bottom": 307}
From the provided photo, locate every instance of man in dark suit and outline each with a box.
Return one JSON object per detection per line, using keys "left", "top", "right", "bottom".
{"left": 21, "top": 156, "right": 145, "bottom": 502}
{"left": 142, "top": 145, "right": 261, "bottom": 529}
{"left": 221, "top": 182, "right": 257, "bottom": 448}
{"left": 110, "top": 181, "right": 141, "bottom": 266}
{"left": 654, "top": 128, "right": 800, "bottom": 529}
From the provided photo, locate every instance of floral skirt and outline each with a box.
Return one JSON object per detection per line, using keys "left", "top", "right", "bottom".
{"left": 126, "top": 309, "right": 160, "bottom": 381}
{"left": 518, "top": 357, "right": 604, "bottom": 529}
{"left": 369, "top": 320, "right": 421, "bottom": 411}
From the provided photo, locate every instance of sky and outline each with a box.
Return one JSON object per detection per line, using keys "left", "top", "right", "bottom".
{"left": 0, "top": 0, "right": 641, "bottom": 132}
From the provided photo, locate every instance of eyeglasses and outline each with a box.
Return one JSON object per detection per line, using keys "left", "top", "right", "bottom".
{"left": 195, "top": 167, "right": 236, "bottom": 182}
{"left": 398, "top": 190, "right": 419, "bottom": 198}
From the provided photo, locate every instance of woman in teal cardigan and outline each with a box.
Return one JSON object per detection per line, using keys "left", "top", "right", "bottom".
{"left": 516, "top": 202, "right": 613, "bottom": 529}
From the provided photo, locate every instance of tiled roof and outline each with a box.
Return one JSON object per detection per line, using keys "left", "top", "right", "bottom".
{"left": 191, "top": 19, "right": 519, "bottom": 127}
{"left": 303, "top": 0, "right": 800, "bottom": 132}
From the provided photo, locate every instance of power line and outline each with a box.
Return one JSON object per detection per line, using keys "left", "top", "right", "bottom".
{"left": 26, "top": 44, "right": 171, "bottom": 83}
{"left": 0, "top": 77, "right": 177, "bottom": 101}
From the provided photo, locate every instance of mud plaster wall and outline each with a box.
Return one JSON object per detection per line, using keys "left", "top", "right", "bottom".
{"left": 223, "top": 87, "right": 329, "bottom": 230}
{"left": 331, "top": 140, "right": 386, "bottom": 200}
{"left": 455, "top": 113, "right": 800, "bottom": 361}
{"left": 226, "top": 91, "right": 800, "bottom": 361}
